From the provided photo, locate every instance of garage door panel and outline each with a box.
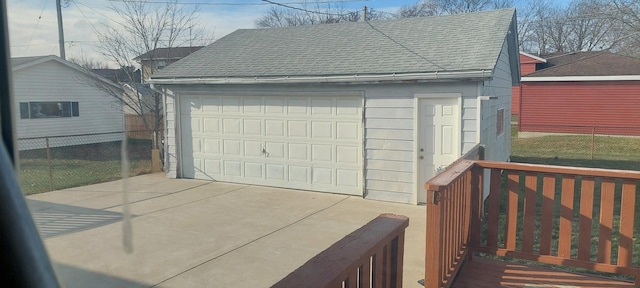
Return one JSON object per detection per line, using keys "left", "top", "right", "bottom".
{"left": 265, "top": 98, "right": 285, "bottom": 114}
{"left": 244, "top": 162, "right": 263, "bottom": 178}
{"left": 204, "top": 139, "right": 221, "bottom": 155}
{"left": 222, "top": 97, "right": 242, "bottom": 113}
{"left": 243, "top": 98, "right": 262, "bottom": 113}
{"left": 265, "top": 142, "right": 285, "bottom": 158}
{"left": 181, "top": 94, "right": 362, "bottom": 195}
{"left": 266, "top": 164, "right": 285, "bottom": 180}
{"left": 202, "top": 96, "right": 220, "bottom": 112}
{"left": 192, "top": 138, "right": 202, "bottom": 153}
{"left": 287, "top": 120, "right": 308, "bottom": 138}
{"left": 287, "top": 98, "right": 308, "bottom": 114}
{"left": 336, "top": 146, "right": 358, "bottom": 164}
{"left": 337, "top": 122, "right": 359, "bottom": 140}
{"left": 288, "top": 143, "right": 308, "bottom": 161}
{"left": 311, "top": 98, "right": 333, "bottom": 115}
{"left": 337, "top": 169, "right": 359, "bottom": 187}
{"left": 289, "top": 166, "right": 309, "bottom": 183}
{"left": 243, "top": 119, "right": 262, "bottom": 135}
{"left": 312, "top": 144, "right": 332, "bottom": 162}
{"left": 204, "top": 159, "right": 221, "bottom": 175}
{"left": 222, "top": 118, "right": 241, "bottom": 134}
{"left": 311, "top": 121, "right": 333, "bottom": 139}
{"left": 244, "top": 141, "right": 262, "bottom": 157}
{"left": 203, "top": 118, "right": 220, "bottom": 133}
{"left": 336, "top": 99, "right": 361, "bottom": 116}
{"left": 265, "top": 120, "right": 285, "bottom": 137}
{"left": 312, "top": 168, "right": 333, "bottom": 185}
{"left": 224, "top": 161, "right": 242, "bottom": 176}
{"left": 223, "top": 140, "right": 241, "bottom": 155}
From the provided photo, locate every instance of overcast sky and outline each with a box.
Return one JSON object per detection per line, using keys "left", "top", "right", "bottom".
{"left": 6, "top": 0, "right": 567, "bottom": 67}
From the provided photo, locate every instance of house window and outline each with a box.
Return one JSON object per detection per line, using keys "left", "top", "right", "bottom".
{"left": 156, "top": 60, "right": 166, "bottom": 70}
{"left": 497, "top": 108, "right": 505, "bottom": 136}
{"left": 19, "top": 102, "right": 79, "bottom": 119}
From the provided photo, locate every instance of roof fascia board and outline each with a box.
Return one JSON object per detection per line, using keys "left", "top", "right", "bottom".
{"left": 11, "top": 55, "right": 56, "bottom": 71}
{"left": 519, "top": 51, "right": 547, "bottom": 63}
{"left": 148, "top": 70, "right": 493, "bottom": 85}
{"left": 14, "top": 56, "right": 123, "bottom": 90}
{"left": 522, "top": 75, "right": 640, "bottom": 82}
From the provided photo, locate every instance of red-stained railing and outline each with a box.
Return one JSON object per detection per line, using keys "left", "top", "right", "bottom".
{"left": 425, "top": 160, "right": 640, "bottom": 288}
{"left": 474, "top": 161, "right": 640, "bottom": 281}
{"left": 272, "top": 214, "right": 409, "bottom": 288}
{"left": 424, "top": 160, "right": 480, "bottom": 288}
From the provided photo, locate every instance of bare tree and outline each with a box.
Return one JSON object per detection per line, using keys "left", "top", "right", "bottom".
{"left": 397, "top": 0, "right": 513, "bottom": 18}
{"left": 517, "top": 0, "right": 626, "bottom": 54}
{"left": 92, "top": 0, "right": 209, "bottom": 153}
{"left": 397, "top": 1, "right": 441, "bottom": 18}
{"left": 255, "top": 1, "right": 390, "bottom": 28}
{"left": 564, "top": 0, "right": 624, "bottom": 52}
{"left": 609, "top": 0, "right": 640, "bottom": 56}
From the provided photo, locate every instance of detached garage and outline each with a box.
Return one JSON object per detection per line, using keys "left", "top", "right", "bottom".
{"left": 149, "top": 9, "right": 519, "bottom": 204}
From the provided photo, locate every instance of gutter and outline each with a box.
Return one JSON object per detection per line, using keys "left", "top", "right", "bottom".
{"left": 522, "top": 75, "right": 640, "bottom": 82}
{"left": 147, "top": 70, "right": 492, "bottom": 85}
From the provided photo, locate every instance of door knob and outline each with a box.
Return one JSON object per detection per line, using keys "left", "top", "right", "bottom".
{"left": 419, "top": 156, "right": 424, "bottom": 159}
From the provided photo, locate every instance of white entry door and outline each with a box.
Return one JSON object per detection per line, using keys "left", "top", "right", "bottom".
{"left": 417, "top": 97, "right": 460, "bottom": 203}
{"left": 179, "top": 94, "right": 363, "bottom": 195}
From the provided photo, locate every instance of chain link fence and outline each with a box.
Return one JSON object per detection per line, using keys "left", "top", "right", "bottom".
{"left": 18, "top": 131, "right": 155, "bottom": 195}
{"left": 512, "top": 124, "right": 640, "bottom": 171}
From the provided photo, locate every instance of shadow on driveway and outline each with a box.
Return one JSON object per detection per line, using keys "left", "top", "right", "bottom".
{"left": 28, "top": 200, "right": 129, "bottom": 238}
{"left": 53, "top": 262, "right": 150, "bottom": 288}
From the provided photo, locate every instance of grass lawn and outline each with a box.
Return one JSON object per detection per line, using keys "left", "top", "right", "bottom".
{"left": 19, "top": 139, "right": 152, "bottom": 195}
{"left": 511, "top": 125, "right": 640, "bottom": 171}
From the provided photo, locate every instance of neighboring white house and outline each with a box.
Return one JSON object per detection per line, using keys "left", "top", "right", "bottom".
{"left": 149, "top": 9, "right": 519, "bottom": 204}
{"left": 12, "top": 55, "right": 124, "bottom": 150}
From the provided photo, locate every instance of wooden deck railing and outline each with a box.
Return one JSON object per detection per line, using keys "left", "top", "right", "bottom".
{"left": 272, "top": 214, "right": 409, "bottom": 288}
{"left": 424, "top": 160, "right": 482, "bottom": 288}
{"left": 425, "top": 160, "right": 640, "bottom": 288}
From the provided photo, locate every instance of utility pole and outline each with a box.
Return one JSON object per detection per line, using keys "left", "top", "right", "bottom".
{"left": 362, "top": 6, "right": 367, "bottom": 22}
{"left": 56, "top": 0, "right": 65, "bottom": 59}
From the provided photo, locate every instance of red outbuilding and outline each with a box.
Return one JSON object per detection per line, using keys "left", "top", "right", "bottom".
{"left": 515, "top": 51, "right": 640, "bottom": 136}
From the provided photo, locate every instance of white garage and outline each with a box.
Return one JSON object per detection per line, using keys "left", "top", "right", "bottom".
{"left": 179, "top": 94, "right": 363, "bottom": 195}
{"left": 150, "top": 9, "right": 519, "bottom": 203}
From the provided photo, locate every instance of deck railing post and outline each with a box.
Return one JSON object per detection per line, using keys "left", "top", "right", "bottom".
{"left": 425, "top": 188, "right": 443, "bottom": 288}
{"left": 469, "top": 167, "right": 483, "bottom": 254}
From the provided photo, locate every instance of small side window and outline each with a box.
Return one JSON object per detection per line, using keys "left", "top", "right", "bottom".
{"left": 497, "top": 108, "right": 505, "bottom": 136}
{"left": 19, "top": 102, "right": 29, "bottom": 119}
{"left": 72, "top": 102, "right": 79, "bottom": 117}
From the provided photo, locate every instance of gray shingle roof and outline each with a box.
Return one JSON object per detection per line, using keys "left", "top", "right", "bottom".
{"left": 133, "top": 46, "right": 204, "bottom": 61}
{"left": 11, "top": 56, "right": 50, "bottom": 68}
{"left": 151, "top": 9, "right": 515, "bottom": 79}
{"left": 526, "top": 52, "right": 640, "bottom": 77}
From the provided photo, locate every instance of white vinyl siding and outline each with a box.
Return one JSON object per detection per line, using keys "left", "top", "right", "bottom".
{"left": 481, "top": 39, "right": 513, "bottom": 162}
{"left": 163, "top": 81, "right": 484, "bottom": 204}
{"left": 164, "top": 90, "right": 178, "bottom": 178}
{"left": 13, "top": 60, "right": 124, "bottom": 150}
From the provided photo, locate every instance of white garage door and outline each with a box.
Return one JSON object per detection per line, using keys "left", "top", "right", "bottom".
{"left": 179, "top": 94, "right": 363, "bottom": 195}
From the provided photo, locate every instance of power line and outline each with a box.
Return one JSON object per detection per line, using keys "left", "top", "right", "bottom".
{"left": 105, "top": 0, "right": 368, "bottom": 5}
{"left": 364, "top": 20, "right": 446, "bottom": 70}
{"left": 261, "top": 0, "right": 352, "bottom": 16}
{"left": 25, "top": 0, "right": 49, "bottom": 55}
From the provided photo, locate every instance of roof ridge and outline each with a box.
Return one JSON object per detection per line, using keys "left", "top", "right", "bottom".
{"left": 530, "top": 51, "right": 609, "bottom": 75}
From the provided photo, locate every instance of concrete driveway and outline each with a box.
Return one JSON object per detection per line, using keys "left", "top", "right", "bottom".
{"left": 27, "top": 173, "right": 426, "bottom": 287}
